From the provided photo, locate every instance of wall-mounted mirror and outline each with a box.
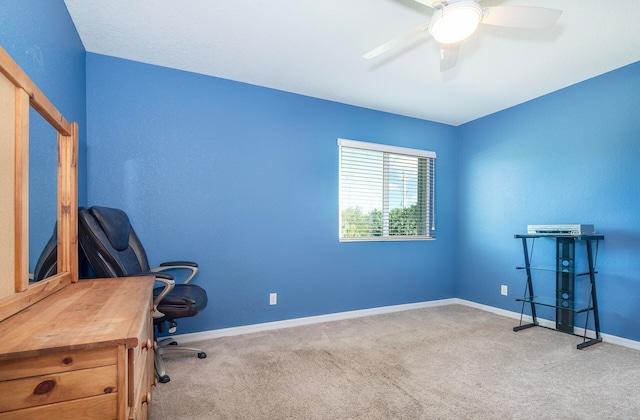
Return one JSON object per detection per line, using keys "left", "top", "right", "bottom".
{"left": 0, "top": 45, "right": 78, "bottom": 322}
{"left": 28, "top": 107, "right": 58, "bottom": 282}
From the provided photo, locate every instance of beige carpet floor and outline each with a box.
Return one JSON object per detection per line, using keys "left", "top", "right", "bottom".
{"left": 150, "top": 305, "right": 640, "bottom": 419}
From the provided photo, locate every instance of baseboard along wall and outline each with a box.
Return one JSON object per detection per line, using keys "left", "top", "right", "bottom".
{"left": 172, "top": 298, "right": 640, "bottom": 351}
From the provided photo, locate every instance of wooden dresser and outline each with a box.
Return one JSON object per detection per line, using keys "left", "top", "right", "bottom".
{"left": 1, "top": 44, "right": 156, "bottom": 419}
{"left": 0, "top": 277, "right": 155, "bottom": 419}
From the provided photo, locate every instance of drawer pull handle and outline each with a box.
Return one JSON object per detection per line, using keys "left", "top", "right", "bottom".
{"left": 34, "top": 379, "right": 56, "bottom": 395}
{"left": 142, "top": 392, "right": 152, "bottom": 405}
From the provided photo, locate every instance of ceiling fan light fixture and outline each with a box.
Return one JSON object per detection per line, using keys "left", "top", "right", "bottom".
{"left": 429, "top": 1, "right": 483, "bottom": 44}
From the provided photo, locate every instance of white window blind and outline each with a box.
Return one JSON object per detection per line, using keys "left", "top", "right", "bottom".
{"left": 338, "top": 139, "right": 436, "bottom": 241}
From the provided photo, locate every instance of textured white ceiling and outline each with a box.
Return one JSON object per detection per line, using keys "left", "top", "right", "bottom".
{"left": 64, "top": 0, "right": 640, "bottom": 126}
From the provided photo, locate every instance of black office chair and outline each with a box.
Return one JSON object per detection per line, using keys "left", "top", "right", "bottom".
{"left": 32, "top": 221, "right": 93, "bottom": 282}
{"left": 32, "top": 224, "right": 59, "bottom": 282}
{"left": 77, "top": 206, "right": 208, "bottom": 384}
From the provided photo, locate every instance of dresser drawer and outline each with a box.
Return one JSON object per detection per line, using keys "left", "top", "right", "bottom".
{"left": 0, "top": 393, "right": 118, "bottom": 420}
{"left": 128, "top": 304, "right": 154, "bottom": 408}
{"left": 0, "top": 346, "right": 117, "bottom": 382}
{"left": 129, "top": 357, "right": 153, "bottom": 420}
{"left": 0, "top": 364, "right": 118, "bottom": 412}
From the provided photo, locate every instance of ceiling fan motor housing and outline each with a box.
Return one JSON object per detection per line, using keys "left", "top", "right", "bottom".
{"left": 429, "top": 1, "right": 483, "bottom": 44}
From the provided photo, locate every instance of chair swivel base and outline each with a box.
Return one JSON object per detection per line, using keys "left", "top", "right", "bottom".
{"left": 154, "top": 338, "right": 207, "bottom": 384}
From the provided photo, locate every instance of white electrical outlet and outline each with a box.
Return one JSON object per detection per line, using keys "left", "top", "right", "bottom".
{"left": 501, "top": 285, "right": 508, "bottom": 296}
{"left": 270, "top": 293, "right": 277, "bottom": 305}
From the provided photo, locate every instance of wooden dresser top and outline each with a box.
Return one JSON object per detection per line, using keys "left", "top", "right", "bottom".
{"left": 0, "top": 277, "right": 154, "bottom": 361}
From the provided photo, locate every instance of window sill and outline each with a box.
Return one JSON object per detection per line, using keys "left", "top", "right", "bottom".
{"left": 339, "top": 236, "right": 436, "bottom": 242}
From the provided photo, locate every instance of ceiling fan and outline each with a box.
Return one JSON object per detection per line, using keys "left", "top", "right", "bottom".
{"left": 363, "top": 0, "right": 562, "bottom": 71}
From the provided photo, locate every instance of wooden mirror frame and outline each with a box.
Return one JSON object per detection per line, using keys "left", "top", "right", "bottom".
{"left": 0, "top": 45, "right": 78, "bottom": 322}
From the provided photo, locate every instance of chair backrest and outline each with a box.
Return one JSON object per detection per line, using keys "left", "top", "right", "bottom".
{"left": 33, "top": 224, "right": 58, "bottom": 282}
{"left": 78, "top": 206, "right": 151, "bottom": 277}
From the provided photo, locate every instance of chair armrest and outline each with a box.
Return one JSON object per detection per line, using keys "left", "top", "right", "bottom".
{"left": 152, "top": 274, "right": 176, "bottom": 318}
{"left": 151, "top": 262, "right": 199, "bottom": 284}
{"left": 160, "top": 261, "right": 198, "bottom": 268}
{"left": 130, "top": 271, "right": 176, "bottom": 318}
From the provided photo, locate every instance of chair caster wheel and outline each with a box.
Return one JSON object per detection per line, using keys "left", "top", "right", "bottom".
{"left": 158, "top": 375, "right": 171, "bottom": 383}
{"left": 198, "top": 352, "right": 207, "bottom": 359}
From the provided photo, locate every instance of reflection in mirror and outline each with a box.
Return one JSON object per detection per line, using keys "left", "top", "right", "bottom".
{"left": 0, "top": 44, "right": 78, "bottom": 322}
{"left": 28, "top": 107, "right": 58, "bottom": 282}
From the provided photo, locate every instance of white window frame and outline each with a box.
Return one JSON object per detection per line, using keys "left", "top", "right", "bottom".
{"left": 338, "top": 138, "right": 436, "bottom": 242}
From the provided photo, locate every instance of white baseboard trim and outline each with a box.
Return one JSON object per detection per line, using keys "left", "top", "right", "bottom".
{"left": 171, "top": 298, "right": 640, "bottom": 351}
{"left": 597, "top": 332, "right": 640, "bottom": 350}
{"left": 453, "top": 299, "right": 640, "bottom": 351}
{"left": 171, "top": 299, "right": 457, "bottom": 344}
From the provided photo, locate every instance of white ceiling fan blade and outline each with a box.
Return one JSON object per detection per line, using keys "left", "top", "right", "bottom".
{"left": 363, "top": 22, "right": 430, "bottom": 59}
{"left": 440, "top": 43, "right": 460, "bottom": 72}
{"left": 481, "top": 6, "right": 562, "bottom": 29}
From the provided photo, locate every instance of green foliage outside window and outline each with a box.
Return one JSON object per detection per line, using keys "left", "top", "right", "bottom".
{"left": 341, "top": 204, "right": 425, "bottom": 237}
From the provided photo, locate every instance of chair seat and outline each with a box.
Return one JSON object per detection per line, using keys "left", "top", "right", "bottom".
{"left": 153, "top": 283, "right": 208, "bottom": 321}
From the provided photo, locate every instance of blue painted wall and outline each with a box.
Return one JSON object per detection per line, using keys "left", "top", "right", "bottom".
{"left": 85, "top": 54, "right": 459, "bottom": 333}
{"left": 457, "top": 61, "right": 640, "bottom": 341}
{"left": 3, "top": 0, "right": 639, "bottom": 342}
{"left": 0, "top": 0, "right": 87, "bottom": 268}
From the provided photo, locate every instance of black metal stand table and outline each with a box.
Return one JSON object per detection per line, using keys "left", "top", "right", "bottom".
{"left": 513, "top": 234, "right": 604, "bottom": 349}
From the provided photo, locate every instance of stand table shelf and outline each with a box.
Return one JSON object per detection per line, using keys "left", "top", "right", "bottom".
{"left": 513, "top": 233, "right": 604, "bottom": 349}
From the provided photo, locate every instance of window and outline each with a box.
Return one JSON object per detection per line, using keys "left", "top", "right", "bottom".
{"left": 338, "top": 139, "right": 436, "bottom": 241}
